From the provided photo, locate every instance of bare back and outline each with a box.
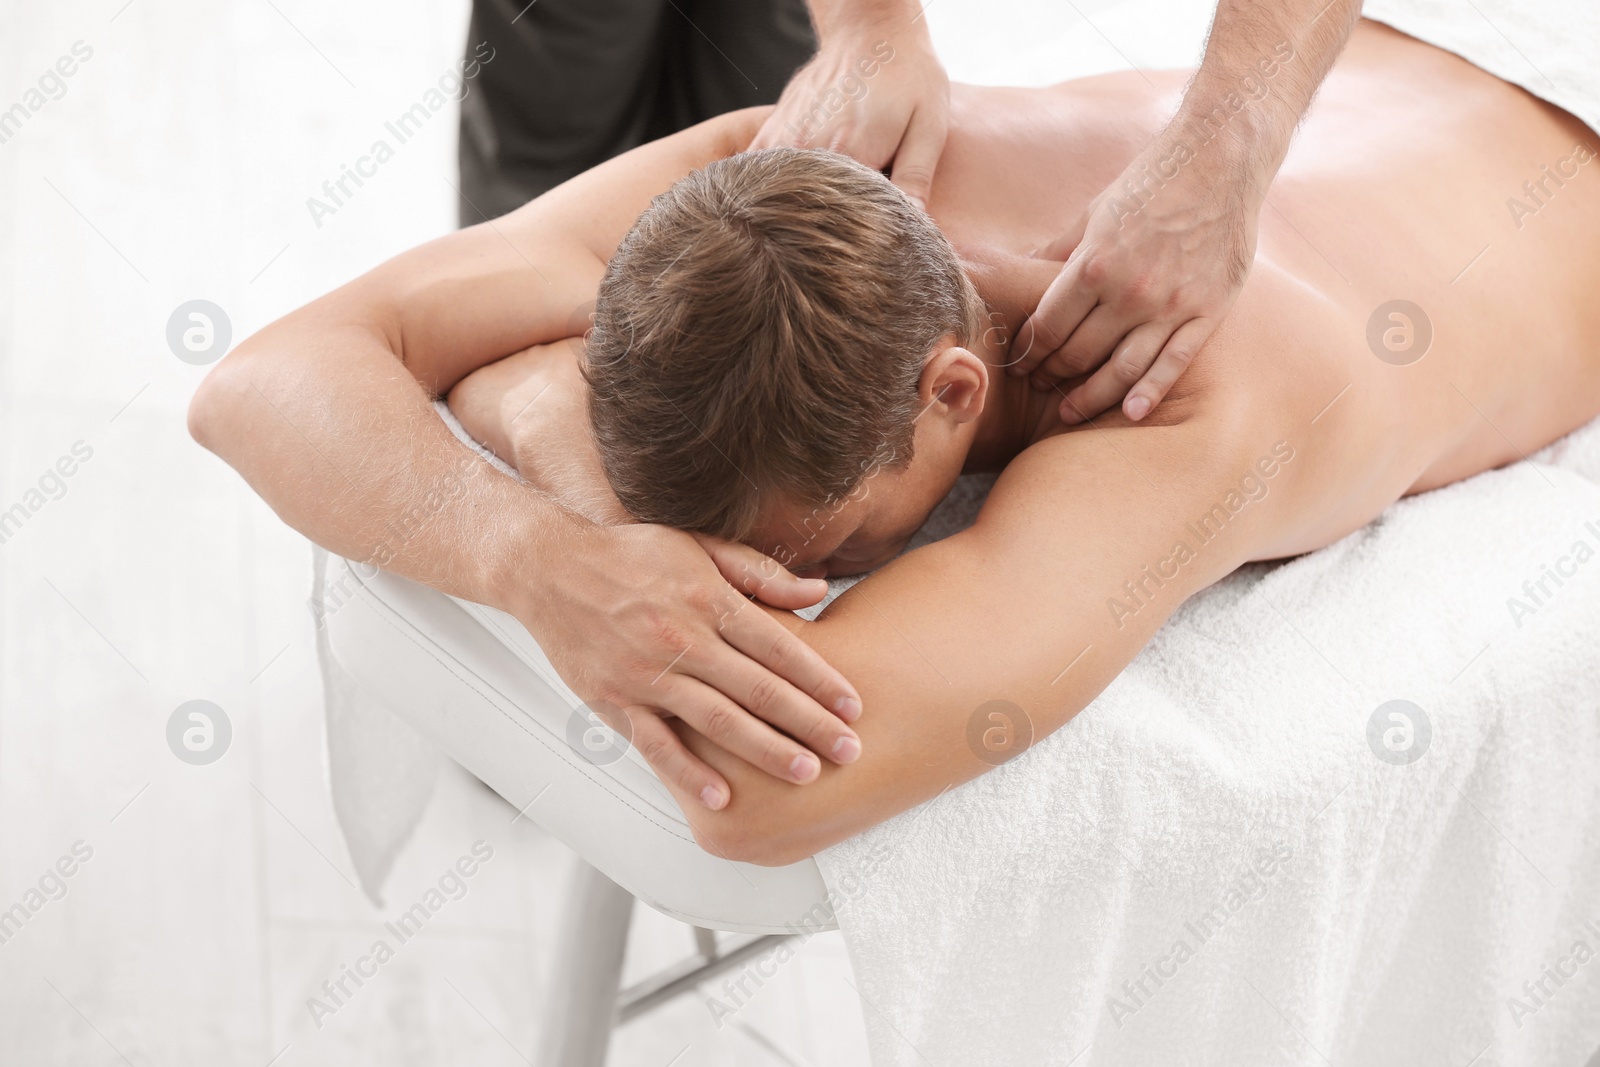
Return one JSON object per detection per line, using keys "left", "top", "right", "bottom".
{"left": 929, "top": 21, "right": 1600, "bottom": 558}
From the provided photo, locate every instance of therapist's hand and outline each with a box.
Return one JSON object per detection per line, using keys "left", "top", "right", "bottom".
{"left": 1014, "top": 0, "right": 1366, "bottom": 425}
{"left": 751, "top": 11, "right": 949, "bottom": 208}
{"left": 513, "top": 520, "right": 862, "bottom": 812}
{"left": 1014, "top": 131, "right": 1260, "bottom": 425}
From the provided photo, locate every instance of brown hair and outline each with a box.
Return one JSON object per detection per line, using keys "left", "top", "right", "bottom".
{"left": 583, "top": 147, "right": 982, "bottom": 542}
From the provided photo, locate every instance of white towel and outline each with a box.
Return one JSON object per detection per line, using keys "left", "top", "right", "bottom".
{"left": 813, "top": 417, "right": 1600, "bottom": 1067}
{"left": 312, "top": 546, "right": 446, "bottom": 904}
{"left": 314, "top": 402, "right": 512, "bottom": 903}
{"left": 1363, "top": 0, "right": 1600, "bottom": 135}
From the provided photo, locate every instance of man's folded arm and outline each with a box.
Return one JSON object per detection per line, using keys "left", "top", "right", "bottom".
{"left": 668, "top": 417, "right": 1274, "bottom": 865}
{"left": 186, "top": 232, "right": 599, "bottom": 605}
{"left": 187, "top": 109, "right": 869, "bottom": 808}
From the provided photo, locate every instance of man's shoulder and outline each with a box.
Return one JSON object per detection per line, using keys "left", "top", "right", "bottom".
{"left": 695, "top": 107, "right": 771, "bottom": 161}
{"left": 988, "top": 392, "right": 1283, "bottom": 524}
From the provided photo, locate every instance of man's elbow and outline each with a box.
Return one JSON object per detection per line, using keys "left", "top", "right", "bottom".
{"left": 687, "top": 802, "right": 821, "bottom": 869}
{"left": 187, "top": 344, "right": 266, "bottom": 458}
{"left": 187, "top": 357, "right": 233, "bottom": 455}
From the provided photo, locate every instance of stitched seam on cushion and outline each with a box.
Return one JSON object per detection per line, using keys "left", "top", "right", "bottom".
{"left": 465, "top": 603, "right": 658, "bottom": 777}
{"left": 352, "top": 584, "right": 699, "bottom": 845}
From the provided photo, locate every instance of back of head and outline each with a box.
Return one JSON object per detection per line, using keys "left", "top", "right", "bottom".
{"left": 584, "top": 147, "right": 981, "bottom": 542}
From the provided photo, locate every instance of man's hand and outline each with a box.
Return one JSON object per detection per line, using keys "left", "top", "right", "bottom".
{"left": 1014, "top": 132, "right": 1259, "bottom": 424}
{"left": 1015, "top": 0, "right": 1363, "bottom": 425}
{"left": 513, "top": 519, "right": 863, "bottom": 812}
{"left": 751, "top": 9, "right": 949, "bottom": 208}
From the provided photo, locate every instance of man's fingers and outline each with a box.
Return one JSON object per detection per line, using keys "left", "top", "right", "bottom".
{"left": 888, "top": 105, "right": 948, "bottom": 209}
{"left": 1125, "top": 317, "right": 1213, "bottom": 420}
{"left": 1058, "top": 321, "right": 1170, "bottom": 425}
{"left": 660, "top": 674, "right": 824, "bottom": 784}
{"left": 698, "top": 536, "right": 827, "bottom": 610}
{"left": 708, "top": 641, "right": 862, "bottom": 764}
{"left": 718, "top": 601, "right": 863, "bottom": 726}
{"left": 625, "top": 708, "right": 732, "bottom": 811}
{"left": 1012, "top": 258, "right": 1095, "bottom": 377}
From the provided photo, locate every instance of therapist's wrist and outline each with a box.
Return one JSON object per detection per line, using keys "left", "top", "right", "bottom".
{"left": 811, "top": 0, "right": 929, "bottom": 43}
{"left": 1163, "top": 99, "right": 1281, "bottom": 216}
{"left": 1183, "top": 64, "right": 1302, "bottom": 183}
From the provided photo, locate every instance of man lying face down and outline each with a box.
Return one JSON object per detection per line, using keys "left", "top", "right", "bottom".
{"left": 584, "top": 149, "right": 999, "bottom": 578}
{"left": 199, "top": 21, "right": 1600, "bottom": 852}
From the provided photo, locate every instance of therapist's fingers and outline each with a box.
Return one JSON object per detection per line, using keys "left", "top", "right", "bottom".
{"left": 1058, "top": 321, "right": 1171, "bottom": 425}
{"left": 625, "top": 705, "right": 732, "bottom": 811}
{"left": 1031, "top": 303, "right": 1129, "bottom": 389}
{"left": 1123, "top": 317, "right": 1214, "bottom": 421}
{"left": 888, "top": 105, "right": 948, "bottom": 209}
{"left": 658, "top": 672, "right": 828, "bottom": 784}
{"left": 1014, "top": 253, "right": 1098, "bottom": 379}
{"left": 1030, "top": 214, "right": 1086, "bottom": 264}
{"left": 696, "top": 536, "right": 828, "bottom": 611}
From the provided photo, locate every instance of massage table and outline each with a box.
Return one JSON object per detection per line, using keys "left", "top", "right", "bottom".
{"left": 321, "top": 552, "right": 834, "bottom": 1066}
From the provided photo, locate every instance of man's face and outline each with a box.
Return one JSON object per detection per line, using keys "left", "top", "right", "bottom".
{"left": 746, "top": 437, "right": 967, "bottom": 579}
{"left": 741, "top": 339, "right": 992, "bottom": 578}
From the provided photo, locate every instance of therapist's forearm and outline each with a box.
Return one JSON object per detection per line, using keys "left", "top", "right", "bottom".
{"left": 188, "top": 314, "right": 578, "bottom": 615}
{"left": 1178, "top": 0, "right": 1364, "bottom": 199}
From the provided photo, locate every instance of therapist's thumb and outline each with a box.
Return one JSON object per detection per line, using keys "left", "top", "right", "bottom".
{"left": 696, "top": 536, "right": 829, "bottom": 609}
{"left": 889, "top": 107, "right": 948, "bottom": 210}
{"left": 1030, "top": 210, "right": 1087, "bottom": 263}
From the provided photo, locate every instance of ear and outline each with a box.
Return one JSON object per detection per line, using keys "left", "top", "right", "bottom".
{"left": 919, "top": 343, "right": 989, "bottom": 425}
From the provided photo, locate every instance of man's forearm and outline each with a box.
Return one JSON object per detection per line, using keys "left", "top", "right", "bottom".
{"left": 188, "top": 314, "right": 577, "bottom": 617}
{"left": 1178, "top": 0, "right": 1364, "bottom": 196}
